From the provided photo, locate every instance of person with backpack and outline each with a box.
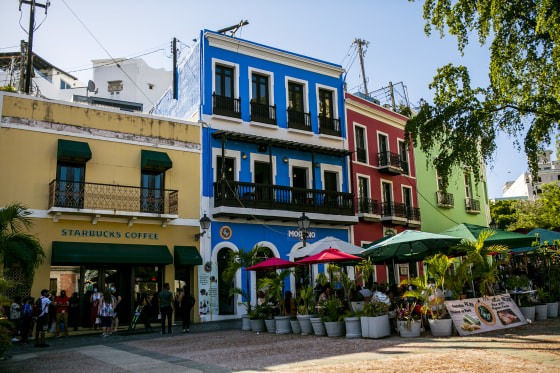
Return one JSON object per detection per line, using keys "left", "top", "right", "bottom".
{"left": 98, "top": 289, "right": 115, "bottom": 337}
{"left": 177, "top": 286, "right": 195, "bottom": 333}
{"left": 34, "top": 289, "right": 51, "bottom": 348}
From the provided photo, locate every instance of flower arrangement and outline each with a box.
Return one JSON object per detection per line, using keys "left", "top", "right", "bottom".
{"left": 395, "top": 302, "right": 419, "bottom": 331}
{"left": 363, "top": 298, "right": 390, "bottom": 317}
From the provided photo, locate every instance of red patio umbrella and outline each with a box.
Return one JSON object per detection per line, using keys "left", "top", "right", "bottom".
{"left": 244, "top": 257, "right": 300, "bottom": 271}
{"left": 296, "top": 248, "right": 362, "bottom": 265}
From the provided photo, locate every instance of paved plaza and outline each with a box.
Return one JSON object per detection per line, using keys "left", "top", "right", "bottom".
{"left": 1, "top": 318, "right": 560, "bottom": 372}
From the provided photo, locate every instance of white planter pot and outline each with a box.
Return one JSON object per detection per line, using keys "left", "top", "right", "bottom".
{"left": 297, "top": 315, "right": 314, "bottom": 335}
{"left": 361, "top": 315, "right": 390, "bottom": 339}
{"left": 520, "top": 306, "right": 536, "bottom": 321}
{"left": 274, "top": 315, "right": 293, "bottom": 334}
{"left": 428, "top": 319, "right": 453, "bottom": 337}
{"left": 310, "top": 317, "right": 326, "bottom": 336}
{"left": 290, "top": 319, "right": 301, "bottom": 334}
{"left": 344, "top": 317, "right": 362, "bottom": 338}
{"left": 241, "top": 314, "right": 251, "bottom": 331}
{"left": 535, "top": 304, "right": 548, "bottom": 320}
{"left": 324, "top": 320, "right": 345, "bottom": 337}
{"left": 249, "top": 319, "right": 266, "bottom": 332}
{"left": 399, "top": 320, "right": 421, "bottom": 338}
{"left": 264, "top": 319, "right": 277, "bottom": 333}
{"left": 547, "top": 302, "right": 558, "bottom": 318}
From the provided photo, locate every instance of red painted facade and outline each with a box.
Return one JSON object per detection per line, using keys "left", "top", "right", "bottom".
{"left": 345, "top": 92, "right": 421, "bottom": 284}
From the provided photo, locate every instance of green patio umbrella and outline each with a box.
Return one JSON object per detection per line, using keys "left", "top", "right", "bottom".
{"left": 361, "top": 230, "right": 462, "bottom": 263}
{"left": 440, "top": 223, "right": 536, "bottom": 249}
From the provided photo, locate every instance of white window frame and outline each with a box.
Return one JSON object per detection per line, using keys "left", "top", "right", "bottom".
{"left": 212, "top": 148, "right": 241, "bottom": 182}
{"left": 464, "top": 173, "right": 472, "bottom": 198}
{"left": 250, "top": 153, "right": 277, "bottom": 183}
{"left": 288, "top": 159, "right": 312, "bottom": 189}
{"left": 315, "top": 83, "right": 339, "bottom": 119}
{"left": 320, "top": 163, "right": 343, "bottom": 192}
{"left": 354, "top": 122, "right": 368, "bottom": 164}
{"left": 397, "top": 138, "right": 408, "bottom": 172}
{"left": 401, "top": 185, "right": 413, "bottom": 207}
{"left": 381, "top": 179, "right": 393, "bottom": 203}
{"left": 212, "top": 58, "right": 240, "bottom": 98}
{"left": 356, "top": 173, "right": 371, "bottom": 199}
{"left": 248, "top": 67, "right": 275, "bottom": 106}
{"left": 377, "top": 131, "right": 390, "bottom": 153}
{"left": 285, "top": 76, "right": 309, "bottom": 114}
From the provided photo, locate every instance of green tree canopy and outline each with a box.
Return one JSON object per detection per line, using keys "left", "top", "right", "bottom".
{"left": 406, "top": 0, "right": 560, "bottom": 190}
{"left": 489, "top": 199, "right": 518, "bottom": 230}
{"left": 511, "top": 182, "right": 560, "bottom": 230}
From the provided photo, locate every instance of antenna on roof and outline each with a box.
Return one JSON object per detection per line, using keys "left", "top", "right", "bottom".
{"left": 217, "top": 20, "right": 249, "bottom": 38}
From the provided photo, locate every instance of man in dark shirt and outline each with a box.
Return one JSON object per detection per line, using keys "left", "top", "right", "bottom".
{"left": 158, "top": 283, "right": 174, "bottom": 334}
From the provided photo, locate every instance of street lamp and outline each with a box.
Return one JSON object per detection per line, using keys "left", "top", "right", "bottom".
{"left": 297, "top": 212, "right": 311, "bottom": 247}
{"left": 195, "top": 214, "right": 211, "bottom": 241}
{"left": 489, "top": 220, "right": 499, "bottom": 230}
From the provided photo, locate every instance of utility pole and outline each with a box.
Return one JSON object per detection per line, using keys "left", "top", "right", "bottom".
{"left": 171, "top": 38, "right": 179, "bottom": 99}
{"left": 389, "top": 81, "right": 396, "bottom": 111}
{"left": 19, "top": 0, "right": 50, "bottom": 94}
{"left": 18, "top": 40, "right": 27, "bottom": 92}
{"left": 354, "top": 38, "right": 369, "bottom": 95}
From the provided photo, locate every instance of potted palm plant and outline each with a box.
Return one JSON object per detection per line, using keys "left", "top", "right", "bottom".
{"left": 247, "top": 303, "right": 267, "bottom": 332}
{"left": 258, "top": 269, "right": 292, "bottom": 334}
{"left": 360, "top": 298, "right": 390, "bottom": 339}
{"left": 296, "top": 285, "right": 316, "bottom": 335}
{"left": 338, "top": 271, "right": 361, "bottom": 338}
{"left": 320, "top": 296, "right": 345, "bottom": 337}
{"left": 223, "top": 245, "right": 268, "bottom": 331}
{"left": 423, "top": 254, "right": 454, "bottom": 337}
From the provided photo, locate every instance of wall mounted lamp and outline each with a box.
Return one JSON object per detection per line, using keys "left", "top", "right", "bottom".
{"left": 242, "top": 152, "right": 247, "bottom": 160}
{"left": 283, "top": 156, "right": 288, "bottom": 163}
{"left": 195, "top": 214, "right": 211, "bottom": 241}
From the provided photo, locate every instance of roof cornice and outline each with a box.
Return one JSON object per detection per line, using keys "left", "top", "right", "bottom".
{"left": 345, "top": 97, "right": 407, "bottom": 130}
{"left": 205, "top": 32, "right": 344, "bottom": 79}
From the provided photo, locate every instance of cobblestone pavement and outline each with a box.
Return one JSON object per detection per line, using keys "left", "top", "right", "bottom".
{"left": 2, "top": 318, "right": 560, "bottom": 372}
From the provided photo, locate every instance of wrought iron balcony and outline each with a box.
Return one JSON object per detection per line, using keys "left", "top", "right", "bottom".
{"left": 380, "top": 201, "right": 409, "bottom": 225}
{"left": 407, "top": 206, "right": 421, "bottom": 227}
{"left": 356, "top": 197, "right": 381, "bottom": 215}
{"left": 318, "top": 116, "right": 341, "bottom": 137}
{"left": 377, "top": 151, "right": 407, "bottom": 174}
{"left": 287, "top": 109, "right": 311, "bottom": 131}
{"left": 213, "top": 180, "right": 354, "bottom": 216}
{"left": 213, "top": 93, "right": 241, "bottom": 119}
{"left": 48, "top": 180, "right": 178, "bottom": 215}
{"left": 250, "top": 101, "right": 277, "bottom": 125}
{"left": 436, "top": 191, "right": 454, "bottom": 208}
{"left": 465, "top": 197, "right": 481, "bottom": 213}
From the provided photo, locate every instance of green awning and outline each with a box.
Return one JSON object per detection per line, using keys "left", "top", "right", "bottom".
{"left": 51, "top": 241, "right": 173, "bottom": 265}
{"left": 141, "top": 150, "right": 172, "bottom": 171}
{"left": 57, "top": 139, "right": 92, "bottom": 162}
{"left": 174, "top": 246, "right": 203, "bottom": 266}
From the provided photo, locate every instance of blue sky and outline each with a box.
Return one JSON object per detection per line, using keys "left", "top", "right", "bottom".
{"left": 0, "top": 0, "right": 534, "bottom": 198}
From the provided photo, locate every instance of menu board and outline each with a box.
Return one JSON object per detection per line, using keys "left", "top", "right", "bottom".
{"left": 445, "top": 295, "right": 527, "bottom": 336}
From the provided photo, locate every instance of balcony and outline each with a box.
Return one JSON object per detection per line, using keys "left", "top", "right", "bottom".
{"left": 213, "top": 93, "right": 241, "bottom": 119}
{"left": 381, "top": 202, "right": 408, "bottom": 225}
{"left": 287, "top": 109, "right": 311, "bottom": 132}
{"left": 407, "top": 206, "right": 421, "bottom": 228}
{"left": 250, "top": 101, "right": 276, "bottom": 125}
{"left": 318, "top": 116, "right": 341, "bottom": 137}
{"left": 465, "top": 197, "right": 481, "bottom": 214}
{"left": 213, "top": 180, "right": 355, "bottom": 223}
{"left": 48, "top": 180, "right": 178, "bottom": 225}
{"left": 377, "top": 151, "right": 407, "bottom": 174}
{"left": 436, "top": 191, "right": 454, "bottom": 208}
{"left": 356, "top": 197, "right": 381, "bottom": 222}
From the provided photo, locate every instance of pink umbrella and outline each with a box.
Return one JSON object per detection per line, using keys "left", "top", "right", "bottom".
{"left": 296, "top": 248, "right": 362, "bottom": 265}
{"left": 244, "top": 257, "right": 300, "bottom": 272}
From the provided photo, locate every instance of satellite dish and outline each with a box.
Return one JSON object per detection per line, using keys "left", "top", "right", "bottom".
{"left": 87, "top": 80, "right": 96, "bottom": 92}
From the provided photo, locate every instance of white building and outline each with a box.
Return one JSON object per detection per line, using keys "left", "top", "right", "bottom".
{"left": 502, "top": 150, "right": 560, "bottom": 199}
{"left": 92, "top": 58, "right": 171, "bottom": 113}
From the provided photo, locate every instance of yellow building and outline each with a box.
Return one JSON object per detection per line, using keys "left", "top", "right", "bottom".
{"left": 0, "top": 92, "right": 202, "bottom": 326}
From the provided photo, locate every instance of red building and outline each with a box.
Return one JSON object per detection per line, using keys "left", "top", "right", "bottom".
{"left": 345, "top": 92, "right": 422, "bottom": 284}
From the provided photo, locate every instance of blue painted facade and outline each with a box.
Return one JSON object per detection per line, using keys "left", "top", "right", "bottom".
{"left": 154, "top": 30, "right": 357, "bottom": 318}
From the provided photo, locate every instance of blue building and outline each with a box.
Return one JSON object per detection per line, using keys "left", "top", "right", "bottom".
{"left": 154, "top": 30, "right": 357, "bottom": 320}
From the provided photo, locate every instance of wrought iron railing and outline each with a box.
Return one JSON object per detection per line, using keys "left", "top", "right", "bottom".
{"left": 48, "top": 180, "right": 178, "bottom": 215}
{"left": 356, "top": 147, "right": 367, "bottom": 163}
{"left": 407, "top": 206, "right": 421, "bottom": 222}
{"left": 318, "top": 116, "right": 341, "bottom": 137}
{"left": 465, "top": 197, "right": 481, "bottom": 213}
{"left": 436, "top": 191, "right": 454, "bottom": 207}
{"left": 356, "top": 197, "right": 381, "bottom": 215}
{"left": 250, "top": 101, "right": 276, "bottom": 125}
{"left": 287, "top": 109, "right": 311, "bottom": 131}
{"left": 381, "top": 202, "right": 408, "bottom": 218}
{"left": 377, "top": 151, "right": 407, "bottom": 171}
{"left": 213, "top": 180, "right": 354, "bottom": 215}
{"left": 213, "top": 93, "right": 241, "bottom": 118}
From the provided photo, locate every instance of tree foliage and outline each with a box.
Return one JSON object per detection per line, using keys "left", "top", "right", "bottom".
{"left": 510, "top": 182, "right": 560, "bottom": 230}
{"left": 489, "top": 199, "right": 518, "bottom": 230}
{"left": 406, "top": 0, "right": 560, "bottom": 190}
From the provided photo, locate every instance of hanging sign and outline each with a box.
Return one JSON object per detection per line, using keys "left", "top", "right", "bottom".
{"left": 445, "top": 294, "right": 527, "bottom": 336}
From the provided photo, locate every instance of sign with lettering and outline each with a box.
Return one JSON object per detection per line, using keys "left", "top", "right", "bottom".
{"left": 445, "top": 295, "right": 527, "bottom": 336}
{"left": 287, "top": 229, "right": 316, "bottom": 241}
{"left": 61, "top": 229, "right": 160, "bottom": 240}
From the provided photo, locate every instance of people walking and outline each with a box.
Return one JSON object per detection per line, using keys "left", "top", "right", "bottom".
{"left": 98, "top": 289, "right": 115, "bottom": 337}
{"left": 110, "top": 285, "right": 122, "bottom": 333}
{"left": 158, "top": 283, "right": 174, "bottom": 334}
{"left": 34, "top": 289, "right": 51, "bottom": 348}
{"left": 54, "top": 290, "right": 70, "bottom": 338}
{"left": 90, "top": 286, "right": 102, "bottom": 330}
{"left": 177, "top": 286, "right": 195, "bottom": 333}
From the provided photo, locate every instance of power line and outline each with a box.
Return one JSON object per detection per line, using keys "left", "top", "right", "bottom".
{"left": 61, "top": 0, "right": 155, "bottom": 107}
{"left": 66, "top": 48, "right": 165, "bottom": 74}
